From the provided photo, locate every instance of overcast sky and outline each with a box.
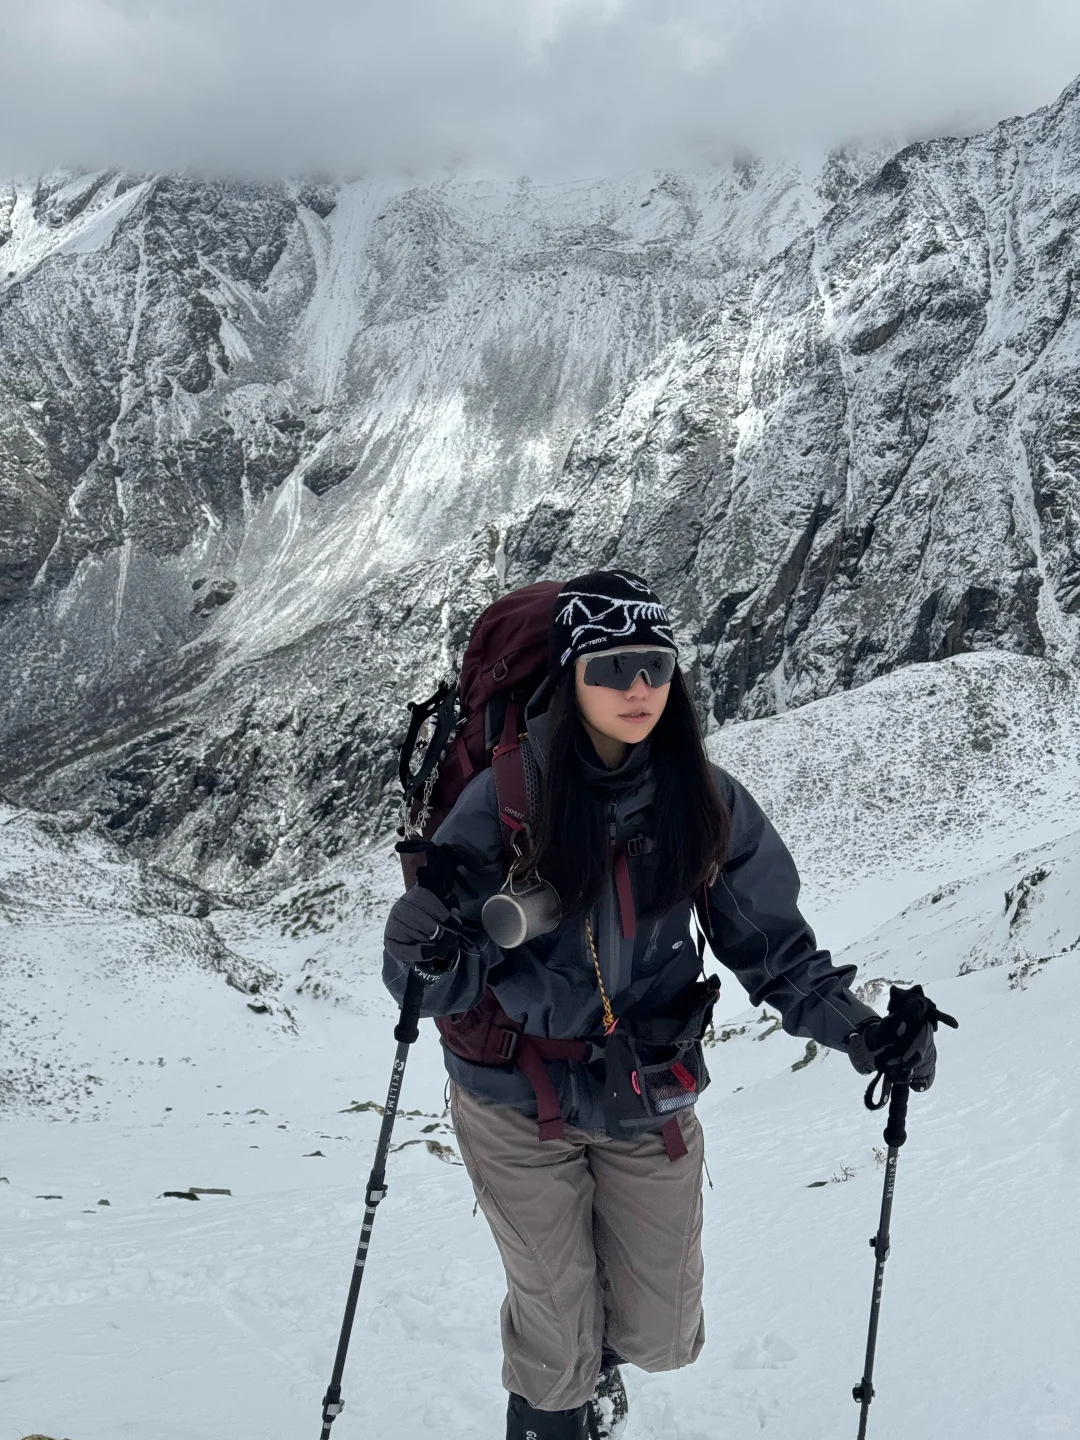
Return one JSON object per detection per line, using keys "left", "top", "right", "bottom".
{"left": 2, "top": 0, "right": 1080, "bottom": 177}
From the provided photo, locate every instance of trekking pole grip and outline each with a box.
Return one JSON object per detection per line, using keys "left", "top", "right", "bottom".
{"left": 396, "top": 968, "right": 425, "bottom": 1044}
{"left": 883, "top": 1077, "right": 909, "bottom": 1149}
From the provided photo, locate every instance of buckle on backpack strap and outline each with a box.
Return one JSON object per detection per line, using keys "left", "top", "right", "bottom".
{"left": 494, "top": 1028, "right": 519, "bottom": 1062}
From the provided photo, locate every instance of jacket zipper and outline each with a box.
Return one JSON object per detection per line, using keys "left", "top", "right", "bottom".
{"left": 604, "top": 800, "right": 621, "bottom": 1001}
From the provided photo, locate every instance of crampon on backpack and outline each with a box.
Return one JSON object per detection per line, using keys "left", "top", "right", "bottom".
{"left": 395, "top": 578, "right": 716, "bottom": 1162}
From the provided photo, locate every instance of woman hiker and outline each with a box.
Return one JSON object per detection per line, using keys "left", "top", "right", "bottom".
{"left": 383, "top": 569, "right": 939, "bottom": 1440}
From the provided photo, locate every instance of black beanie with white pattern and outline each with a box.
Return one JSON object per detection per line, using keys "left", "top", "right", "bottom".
{"left": 548, "top": 569, "right": 678, "bottom": 680}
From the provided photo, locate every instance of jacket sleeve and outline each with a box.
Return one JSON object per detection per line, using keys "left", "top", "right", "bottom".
{"left": 382, "top": 769, "right": 508, "bottom": 1018}
{"left": 703, "top": 765, "right": 878, "bottom": 1050}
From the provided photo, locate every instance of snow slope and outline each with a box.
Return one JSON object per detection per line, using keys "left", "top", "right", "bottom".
{"left": 2, "top": 652, "right": 1078, "bottom": 1439}
{"left": 709, "top": 650, "right": 1080, "bottom": 946}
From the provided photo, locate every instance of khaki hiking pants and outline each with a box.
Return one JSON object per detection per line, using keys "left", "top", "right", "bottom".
{"left": 451, "top": 1082, "right": 706, "bottom": 1412}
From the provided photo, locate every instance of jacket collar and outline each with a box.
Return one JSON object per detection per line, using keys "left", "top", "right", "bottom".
{"left": 524, "top": 687, "right": 654, "bottom": 810}
{"left": 573, "top": 725, "right": 652, "bottom": 791}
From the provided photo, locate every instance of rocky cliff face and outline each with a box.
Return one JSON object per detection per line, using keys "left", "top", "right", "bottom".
{"left": 505, "top": 79, "right": 1080, "bottom": 720}
{"left": 1, "top": 84, "right": 1078, "bottom": 893}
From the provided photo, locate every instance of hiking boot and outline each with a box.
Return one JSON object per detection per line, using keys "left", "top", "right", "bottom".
{"left": 507, "top": 1391, "right": 589, "bottom": 1439}
{"left": 587, "top": 1358, "right": 629, "bottom": 1440}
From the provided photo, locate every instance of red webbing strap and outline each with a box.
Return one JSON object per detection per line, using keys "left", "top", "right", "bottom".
{"left": 515, "top": 1035, "right": 592, "bottom": 1142}
{"left": 613, "top": 845, "right": 637, "bottom": 940}
{"left": 662, "top": 1117, "right": 689, "bottom": 1162}
{"left": 491, "top": 699, "right": 529, "bottom": 858}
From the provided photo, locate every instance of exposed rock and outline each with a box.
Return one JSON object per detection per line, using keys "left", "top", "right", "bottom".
{"left": 192, "top": 578, "right": 237, "bottom": 617}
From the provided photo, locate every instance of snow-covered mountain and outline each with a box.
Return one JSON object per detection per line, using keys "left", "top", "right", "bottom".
{"left": 513, "top": 81, "right": 1080, "bottom": 712}
{"left": 3, "top": 81, "right": 1080, "bottom": 896}
{"left": 3, "top": 653, "right": 1077, "bottom": 1438}
{"left": 0, "top": 154, "right": 881, "bottom": 887}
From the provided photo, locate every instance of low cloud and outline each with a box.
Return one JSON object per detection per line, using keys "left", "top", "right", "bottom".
{"left": 1, "top": 0, "right": 1079, "bottom": 176}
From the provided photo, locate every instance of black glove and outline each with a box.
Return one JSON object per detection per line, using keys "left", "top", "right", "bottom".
{"left": 384, "top": 884, "right": 461, "bottom": 984}
{"left": 846, "top": 984, "right": 955, "bottom": 1092}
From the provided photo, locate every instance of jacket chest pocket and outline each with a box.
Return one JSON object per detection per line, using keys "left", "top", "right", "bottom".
{"left": 627, "top": 842, "right": 662, "bottom": 918}
{"left": 633, "top": 916, "right": 687, "bottom": 979}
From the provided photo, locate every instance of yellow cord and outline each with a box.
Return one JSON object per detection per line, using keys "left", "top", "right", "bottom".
{"left": 585, "top": 915, "right": 618, "bottom": 1036}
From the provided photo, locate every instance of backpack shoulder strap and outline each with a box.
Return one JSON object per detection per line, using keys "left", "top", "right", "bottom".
{"left": 490, "top": 698, "right": 531, "bottom": 860}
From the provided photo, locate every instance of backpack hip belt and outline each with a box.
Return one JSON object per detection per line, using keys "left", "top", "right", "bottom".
{"left": 436, "top": 995, "right": 696, "bottom": 1163}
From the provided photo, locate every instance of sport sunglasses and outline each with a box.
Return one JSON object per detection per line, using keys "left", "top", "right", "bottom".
{"left": 581, "top": 647, "right": 678, "bottom": 690}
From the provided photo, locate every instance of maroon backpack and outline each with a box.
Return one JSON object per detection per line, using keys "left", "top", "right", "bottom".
{"left": 397, "top": 578, "right": 562, "bottom": 885}
{"left": 397, "top": 579, "right": 590, "bottom": 1140}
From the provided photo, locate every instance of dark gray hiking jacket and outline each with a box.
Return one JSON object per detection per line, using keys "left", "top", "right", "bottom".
{"left": 382, "top": 710, "right": 877, "bottom": 1131}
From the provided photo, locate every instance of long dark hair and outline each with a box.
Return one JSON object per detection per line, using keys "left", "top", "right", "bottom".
{"left": 527, "top": 667, "right": 731, "bottom": 917}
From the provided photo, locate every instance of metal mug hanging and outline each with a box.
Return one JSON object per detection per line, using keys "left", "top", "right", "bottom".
{"left": 481, "top": 869, "right": 562, "bottom": 948}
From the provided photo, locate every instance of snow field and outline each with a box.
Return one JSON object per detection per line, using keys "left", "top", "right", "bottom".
{"left": 2, "top": 652, "right": 1078, "bottom": 1438}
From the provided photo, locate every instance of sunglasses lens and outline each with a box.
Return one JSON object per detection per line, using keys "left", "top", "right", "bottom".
{"left": 584, "top": 650, "right": 676, "bottom": 688}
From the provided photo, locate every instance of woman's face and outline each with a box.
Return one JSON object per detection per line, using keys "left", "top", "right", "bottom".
{"left": 574, "top": 645, "right": 672, "bottom": 754}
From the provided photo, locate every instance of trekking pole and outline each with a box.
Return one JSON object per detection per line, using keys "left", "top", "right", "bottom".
{"left": 851, "top": 985, "right": 958, "bottom": 1438}
{"left": 318, "top": 965, "right": 425, "bottom": 1439}
{"left": 318, "top": 840, "right": 460, "bottom": 1438}
{"left": 852, "top": 1075, "right": 909, "bottom": 1439}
